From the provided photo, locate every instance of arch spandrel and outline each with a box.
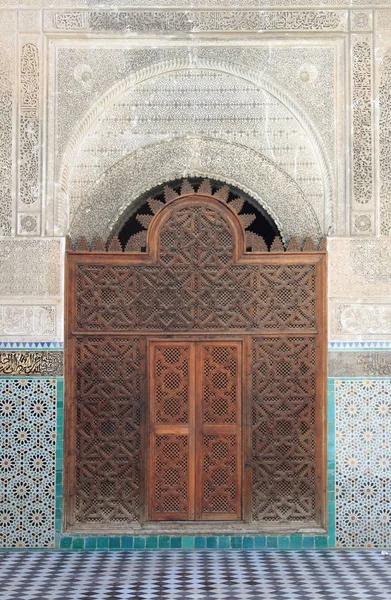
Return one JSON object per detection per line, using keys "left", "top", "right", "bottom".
{"left": 57, "top": 58, "right": 333, "bottom": 239}
{"left": 70, "top": 137, "right": 322, "bottom": 244}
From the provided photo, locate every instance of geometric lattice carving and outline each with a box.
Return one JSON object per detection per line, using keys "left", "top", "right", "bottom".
{"left": 251, "top": 337, "right": 316, "bottom": 522}
{"left": 200, "top": 343, "right": 241, "bottom": 519}
{"left": 127, "top": 179, "right": 257, "bottom": 253}
{"left": 149, "top": 340, "right": 241, "bottom": 521}
{"left": 67, "top": 193, "right": 325, "bottom": 530}
{"left": 154, "top": 345, "right": 190, "bottom": 424}
{"left": 149, "top": 342, "right": 191, "bottom": 520}
{"left": 75, "top": 337, "right": 141, "bottom": 525}
{"left": 202, "top": 435, "right": 238, "bottom": 515}
{"left": 76, "top": 202, "right": 317, "bottom": 332}
{"left": 77, "top": 261, "right": 316, "bottom": 332}
{"left": 153, "top": 435, "right": 189, "bottom": 518}
{"left": 202, "top": 346, "right": 238, "bottom": 424}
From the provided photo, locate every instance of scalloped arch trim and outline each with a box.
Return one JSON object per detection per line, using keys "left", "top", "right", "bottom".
{"left": 70, "top": 137, "right": 322, "bottom": 243}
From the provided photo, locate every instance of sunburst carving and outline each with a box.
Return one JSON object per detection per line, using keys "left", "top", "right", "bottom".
{"left": 69, "top": 180, "right": 325, "bottom": 255}
{"left": 126, "top": 179, "right": 265, "bottom": 253}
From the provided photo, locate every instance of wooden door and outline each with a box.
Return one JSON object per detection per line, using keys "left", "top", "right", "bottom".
{"left": 148, "top": 340, "right": 242, "bottom": 521}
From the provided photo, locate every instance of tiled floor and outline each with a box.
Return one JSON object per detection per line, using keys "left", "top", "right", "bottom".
{"left": 0, "top": 550, "right": 390, "bottom": 600}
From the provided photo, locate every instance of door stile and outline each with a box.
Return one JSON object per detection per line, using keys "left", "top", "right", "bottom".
{"left": 195, "top": 341, "right": 242, "bottom": 521}
{"left": 188, "top": 343, "right": 196, "bottom": 521}
{"left": 148, "top": 341, "right": 194, "bottom": 521}
{"left": 194, "top": 342, "right": 203, "bottom": 521}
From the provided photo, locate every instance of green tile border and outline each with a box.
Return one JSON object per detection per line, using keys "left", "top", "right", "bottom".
{"left": 327, "top": 379, "right": 335, "bottom": 548}
{"left": 58, "top": 533, "right": 333, "bottom": 551}
{"left": 55, "top": 379, "right": 64, "bottom": 548}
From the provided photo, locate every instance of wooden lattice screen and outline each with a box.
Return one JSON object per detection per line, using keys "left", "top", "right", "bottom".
{"left": 65, "top": 181, "right": 326, "bottom": 532}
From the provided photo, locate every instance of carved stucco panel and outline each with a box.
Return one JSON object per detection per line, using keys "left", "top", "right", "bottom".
{"left": 328, "top": 238, "right": 391, "bottom": 298}
{"left": 43, "top": 10, "right": 348, "bottom": 33}
{"left": 52, "top": 51, "right": 334, "bottom": 239}
{"left": 329, "top": 351, "right": 391, "bottom": 377}
{"left": 329, "top": 299, "right": 391, "bottom": 341}
{"left": 68, "top": 68, "right": 325, "bottom": 232}
{"left": 351, "top": 35, "right": 373, "bottom": 213}
{"left": 380, "top": 48, "right": 391, "bottom": 235}
{"left": 18, "top": 39, "right": 41, "bottom": 233}
{"left": 0, "top": 0, "right": 389, "bottom": 8}
{"left": 0, "top": 239, "right": 61, "bottom": 296}
{"left": 54, "top": 45, "right": 337, "bottom": 163}
{"left": 329, "top": 238, "right": 391, "bottom": 339}
{"left": 0, "top": 302, "right": 58, "bottom": 340}
{"left": 0, "top": 40, "right": 14, "bottom": 237}
{"left": 70, "top": 136, "right": 321, "bottom": 243}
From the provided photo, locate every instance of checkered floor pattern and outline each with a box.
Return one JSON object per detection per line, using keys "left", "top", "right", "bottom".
{"left": 0, "top": 550, "right": 390, "bottom": 600}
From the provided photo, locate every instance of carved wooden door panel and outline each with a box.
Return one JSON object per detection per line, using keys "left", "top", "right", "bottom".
{"left": 149, "top": 340, "right": 242, "bottom": 521}
{"left": 65, "top": 181, "right": 327, "bottom": 532}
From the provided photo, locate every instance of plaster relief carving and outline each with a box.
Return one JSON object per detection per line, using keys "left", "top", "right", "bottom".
{"left": 380, "top": 49, "right": 391, "bottom": 235}
{"left": 0, "top": 42, "right": 13, "bottom": 236}
{"left": 329, "top": 351, "right": 391, "bottom": 377}
{"left": 70, "top": 136, "right": 321, "bottom": 243}
{"left": 18, "top": 10, "right": 41, "bottom": 32}
{"left": 352, "top": 213, "right": 373, "bottom": 235}
{"left": 68, "top": 68, "right": 325, "bottom": 234}
{"left": 351, "top": 11, "right": 372, "bottom": 32}
{"left": 337, "top": 304, "right": 391, "bottom": 335}
{"left": 0, "top": 240, "right": 61, "bottom": 296}
{"left": 18, "top": 42, "right": 40, "bottom": 212}
{"left": 45, "top": 10, "right": 347, "bottom": 33}
{"left": 18, "top": 213, "right": 40, "bottom": 235}
{"left": 0, "top": 305, "right": 56, "bottom": 338}
{"left": 328, "top": 239, "right": 391, "bottom": 298}
{"left": 56, "top": 56, "right": 333, "bottom": 239}
{"left": 352, "top": 37, "right": 373, "bottom": 209}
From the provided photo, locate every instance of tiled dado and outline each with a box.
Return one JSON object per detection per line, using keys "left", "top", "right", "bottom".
{"left": 0, "top": 377, "right": 63, "bottom": 549}
{"left": 333, "top": 378, "right": 391, "bottom": 548}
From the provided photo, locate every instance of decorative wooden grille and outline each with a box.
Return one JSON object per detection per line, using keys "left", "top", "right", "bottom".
{"left": 74, "top": 337, "right": 141, "bottom": 525}
{"left": 65, "top": 180, "right": 326, "bottom": 531}
{"left": 251, "top": 337, "right": 317, "bottom": 522}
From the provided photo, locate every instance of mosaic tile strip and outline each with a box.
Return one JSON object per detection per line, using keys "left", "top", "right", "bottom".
{"left": 329, "top": 352, "right": 391, "bottom": 377}
{"left": 59, "top": 533, "right": 330, "bottom": 551}
{"left": 0, "top": 352, "right": 63, "bottom": 376}
{"left": 0, "top": 342, "right": 63, "bottom": 349}
{"left": 0, "top": 378, "right": 57, "bottom": 548}
{"left": 334, "top": 379, "right": 391, "bottom": 548}
{"left": 328, "top": 341, "right": 391, "bottom": 350}
{"left": 55, "top": 380, "right": 63, "bottom": 546}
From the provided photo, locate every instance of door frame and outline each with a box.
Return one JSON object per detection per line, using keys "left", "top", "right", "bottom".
{"left": 144, "top": 335, "right": 250, "bottom": 524}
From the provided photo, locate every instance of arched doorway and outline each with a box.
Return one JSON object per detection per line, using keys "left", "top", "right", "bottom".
{"left": 64, "top": 180, "right": 326, "bottom": 533}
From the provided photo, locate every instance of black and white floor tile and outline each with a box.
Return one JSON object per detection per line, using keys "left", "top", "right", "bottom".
{"left": 0, "top": 550, "right": 390, "bottom": 600}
